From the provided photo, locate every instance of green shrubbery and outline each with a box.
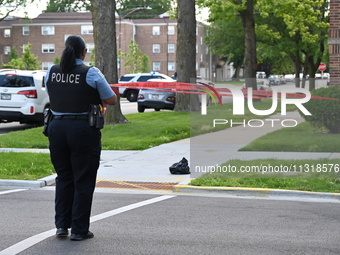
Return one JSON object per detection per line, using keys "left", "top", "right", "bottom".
{"left": 301, "top": 86, "right": 340, "bottom": 133}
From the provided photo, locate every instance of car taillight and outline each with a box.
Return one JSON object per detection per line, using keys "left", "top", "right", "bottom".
{"left": 138, "top": 94, "right": 144, "bottom": 99}
{"left": 166, "top": 97, "right": 175, "bottom": 102}
{"left": 18, "top": 90, "right": 38, "bottom": 98}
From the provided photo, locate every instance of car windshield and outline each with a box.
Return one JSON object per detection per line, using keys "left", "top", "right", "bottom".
{"left": 0, "top": 75, "right": 34, "bottom": 87}
{"left": 119, "top": 76, "right": 134, "bottom": 82}
{"left": 137, "top": 75, "right": 163, "bottom": 82}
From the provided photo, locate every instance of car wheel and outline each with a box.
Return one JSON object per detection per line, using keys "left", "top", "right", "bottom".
{"left": 126, "top": 90, "right": 138, "bottom": 102}
{"left": 154, "top": 108, "right": 161, "bottom": 111}
{"left": 138, "top": 105, "right": 145, "bottom": 113}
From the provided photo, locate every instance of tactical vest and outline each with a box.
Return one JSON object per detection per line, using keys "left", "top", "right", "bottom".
{"left": 47, "top": 65, "right": 101, "bottom": 113}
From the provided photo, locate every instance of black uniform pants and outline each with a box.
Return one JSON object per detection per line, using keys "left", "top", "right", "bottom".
{"left": 48, "top": 118, "right": 101, "bottom": 235}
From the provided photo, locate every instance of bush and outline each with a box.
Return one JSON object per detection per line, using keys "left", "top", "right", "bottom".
{"left": 300, "top": 86, "right": 340, "bottom": 133}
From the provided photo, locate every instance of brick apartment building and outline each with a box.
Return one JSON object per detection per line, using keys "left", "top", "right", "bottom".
{"left": 0, "top": 12, "right": 228, "bottom": 81}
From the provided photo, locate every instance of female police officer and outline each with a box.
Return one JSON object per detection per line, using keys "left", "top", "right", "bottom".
{"left": 45, "top": 35, "right": 116, "bottom": 241}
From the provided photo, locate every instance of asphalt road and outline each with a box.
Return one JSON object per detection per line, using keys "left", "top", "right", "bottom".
{"left": 0, "top": 188, "right": 339, "bottom": 255}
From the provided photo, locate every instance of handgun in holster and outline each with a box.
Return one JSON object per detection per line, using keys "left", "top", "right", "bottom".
{"left": 89, "top": 104, "right": 104, "bottom": 129}
{"left": 42, "top": 108, "right": 53, "bottom": 137}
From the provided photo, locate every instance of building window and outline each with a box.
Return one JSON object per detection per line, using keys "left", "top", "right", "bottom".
{"left": 22, "top": 26, "right": 30, "bottom": 36}
{"left": 168, "top": 26, "right": 175, "bottom": 35}
{"left": 41, "top": 26, "right": 55, "bottom": 35}
{"left": 153, "top": 44, "right": 160, "bottom": 53}
{"left": 200, "top": 36, "right": 203, "bottom": 45}
{"left": 152, "top": 26, "right": 160, "bottom": 35}
{"left": 42, "top": 62, "right": 54, "bottom": 71}
{"left": 86, "top": 43, "right": 95, "bottom": 53}
{"left": 81, "top": 25, "right": 93, "bottom": 34}
{"left": 42, "top": 44, "right": 55, "bottom": 53}
{"left": 196, "top": 45, "right": 198, "bottom": 54}
{"left": 168, "top": 44, "right": 175, "bottom": 53}
{"left": 4, "top": 29, "right": 11, "bottom": 38}
{"left": 168, "top": 62, "right": 175, "bottom": 71}
{"left": 153, "top": 62, "right": 160, "bottom": 71}
{"left": 200, "top": 54, "right": 203, "bottom": 62}
{"left": 4, "top": 46, "right": 11, "bottom": 55}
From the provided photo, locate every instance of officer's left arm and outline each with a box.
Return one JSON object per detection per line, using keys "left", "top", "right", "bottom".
{"left": 86, "top": 67, "right": 116, "bottom": 105}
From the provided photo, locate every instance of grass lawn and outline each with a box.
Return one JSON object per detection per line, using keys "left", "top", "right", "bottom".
{"left": 240, "top": 122, "right": 340, "bottom": 152}
{"left": 0, "top": 100, "right": 339, "bottom": 193}
{"left": 0, "top": 152, "right": 53, "bottom": 180}
{"left": 190, "top": 159, "right": 340, "bottom": 193}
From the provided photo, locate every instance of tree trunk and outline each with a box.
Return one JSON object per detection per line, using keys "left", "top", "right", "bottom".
{"left": 90, "top": 0, "right": 128, "bottom": 124}
{"left": 239, "top": 0, "right": 257, "bottom": 90}
{"left": 175, "top": 0, "right": 200, "bottom": 112}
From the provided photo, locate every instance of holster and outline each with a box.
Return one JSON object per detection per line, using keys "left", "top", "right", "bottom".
{"left": 42, "top": 109, "right": 53, "bottom": 137}
{"left": 89, "top": 104, "right": 104, "bottom": 129}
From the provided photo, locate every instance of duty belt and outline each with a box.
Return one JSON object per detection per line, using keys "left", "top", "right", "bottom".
{"left": 53, "top": 115, "right": 88, "bottom": 120}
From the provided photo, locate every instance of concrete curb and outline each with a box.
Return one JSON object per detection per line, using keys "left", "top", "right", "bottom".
{"left": 172, "top": 184, "right": 340, "bottom": 201}
{"left": 0, "top": 174, "right": 56, "bottom": 188}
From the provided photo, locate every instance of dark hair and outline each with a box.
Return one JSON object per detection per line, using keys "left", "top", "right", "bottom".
{"left": 60, "top": 35, "right": 86, "bottom": 73}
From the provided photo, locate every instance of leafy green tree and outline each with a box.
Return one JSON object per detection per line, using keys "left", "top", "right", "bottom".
{"left": 0, "top": 0, "right": 34, "bottom": 21}
{"left": 116, "top": 0, "right": 171, "bottom": 18}
{"left": 8, "top": 47, "right": 18, "bottom": 61}
{"left": 45, "top": 0, "right": 90, "bottom": 12}
{"left": 54, "top": 57, "right": 60, "bottom": 64}
{"left": 2, "top": 44, "right": 40, "bottom": 70}
{"left": 198, "top": 0, "right": 257, "bottom": 89}
{"left": 119, "top": 39, "right": 150, "bottom": 73}
{"left": 204, "top": 18, "right": 244, "bottom": 80}
{"left": 257, "top": 0, "right": 329, "bottom": 90}
{"left": 21, "top": 43, "right": 40, "bottom": 70}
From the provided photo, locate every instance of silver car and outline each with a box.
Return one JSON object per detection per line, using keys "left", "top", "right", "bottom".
{"left": 137, "top": 89, "right": 176, "bottom": 112}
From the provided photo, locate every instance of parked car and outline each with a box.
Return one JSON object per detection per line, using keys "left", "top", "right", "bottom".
{"left": 0, "top": 69, "right": 49, "bottom": 125}
{"left": 118, "top": 72, "right": 174, "bottom": 102}
{"left": 284, "top": 74, "right": 295, "bottom": 82}
{"left": 268, "top": 75, "right": 286, "bottom": 85}
{"left": 196, "top": 76, "right": 215, "bottom": 87}
{"left": 137, "top": 89, "right": 175, "bottom": 112}
{"left": 242, "top": 82, "right": 272, "bottom": 92}
{"left": 256, "top": 72, "right": 266, "bottom": 79}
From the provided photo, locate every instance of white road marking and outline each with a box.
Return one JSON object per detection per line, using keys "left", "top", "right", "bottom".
{"left": 0, "top": 195, "right": 175, "bottom": 255}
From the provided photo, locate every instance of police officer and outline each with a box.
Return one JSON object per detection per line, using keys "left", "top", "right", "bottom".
{"left": 45, "top": 35, "right": 116, "bottom": 241}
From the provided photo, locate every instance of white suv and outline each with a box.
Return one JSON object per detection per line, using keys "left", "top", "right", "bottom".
{"left": 118, "top": 72, "right": 173, "bottom": 102}
{"left": 0, "top": 69, "right": 49, "bottom": 125}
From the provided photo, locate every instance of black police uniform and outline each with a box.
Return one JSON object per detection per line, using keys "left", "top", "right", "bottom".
{"left": 47, "top": 64, "right": 102, "bottom": 235}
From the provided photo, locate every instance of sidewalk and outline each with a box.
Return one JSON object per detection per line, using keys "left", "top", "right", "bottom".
{"left": 0, "top": 111, "right": 339, "bottom": 200}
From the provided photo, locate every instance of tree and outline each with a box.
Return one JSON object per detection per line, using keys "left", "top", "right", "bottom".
{"left": 8, "top": 46, "right": 18, "bottom": 61}
{"left": 2, "top": 44, "right": 40, "bottom": 70}
{"left": 257, "top": 0, "right": 329, "bottom": 90}
{"left": 204, "top": 18, "right": 245, "bottom": 80}
{"left": 45, "top": 0, "right": 90, "bottom": 12}
{"left": 90, "top": 0, "right": 127, "bottom": 124}
{"left": 175, "top": 0, "right": 200, "bottom": 111}
{"left": 0, "top": 0, "right": 33, "bottom": 21}
{"left": 119, "top": 39, "right": 151, "bottom": 73}
{"left": 116, "top": 0, "right": 171, "bottom": 18}
{"left": 198, "top": 0, "right": 257, "bottom": 89}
